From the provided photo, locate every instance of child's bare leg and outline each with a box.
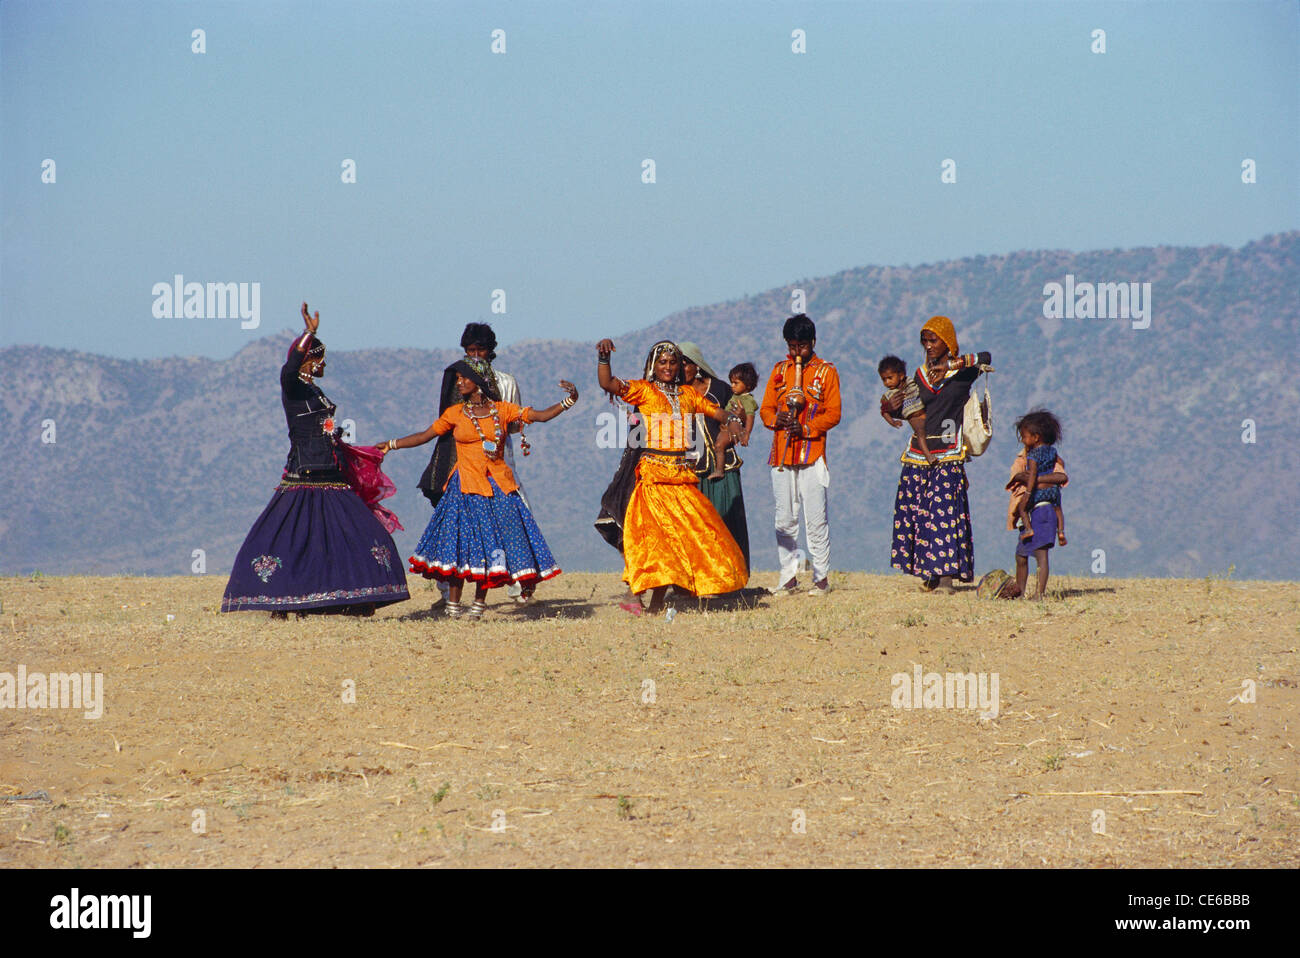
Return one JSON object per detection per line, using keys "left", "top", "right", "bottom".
{"left": 1018, "top": 505, "right": 1034, "bottom": 540}
{"left": 1012, "top": 554, "right": 1029, "bottom": 598}
{"left": 1034, "top": 547, "right": 1050, "bottom": 599}
{"left": 1020, "top": 462, "right": 1040, "bottom": 541}
{"left": 709, "top": 431, "right": 731, "bottom": 479}
{"left": 1055, "top": 505, "right": 1067, "bottom": 546}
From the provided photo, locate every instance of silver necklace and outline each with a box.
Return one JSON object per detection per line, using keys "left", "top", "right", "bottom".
{"left": 653, "top": 381, "right": 681, "bottom": 417}
{"left": 465, "top": 400, "right": 503, "bottom": 457}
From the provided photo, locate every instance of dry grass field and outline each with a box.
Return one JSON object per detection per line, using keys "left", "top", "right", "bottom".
{"left": 1, "top": 571, "right": 1296, "bottom": 868}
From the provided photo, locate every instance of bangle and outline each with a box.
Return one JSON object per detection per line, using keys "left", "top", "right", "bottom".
{"left": 389, "top": 439, "right": 399, "bottom": 452}
{"left": 597, "top": 356, "right": 611, "bottom": 366}
{"left": 561, "top": 395, "right": 576, "bottom": 409}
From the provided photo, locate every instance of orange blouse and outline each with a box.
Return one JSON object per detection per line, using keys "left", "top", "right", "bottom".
{"left": 432, "top": 402, "right": 535, "bottom": 497}
{"left": 620, "top": 379, "right": 721, "bottom": 452}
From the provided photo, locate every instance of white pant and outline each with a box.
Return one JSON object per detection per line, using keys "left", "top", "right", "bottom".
{"left": 771, "top": 459, "right": 830, "bottom": 583}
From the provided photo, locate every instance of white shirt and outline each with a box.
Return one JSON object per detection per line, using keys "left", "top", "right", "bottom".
{"left": 493, "top": 369, "right": 525, "bottom": 486}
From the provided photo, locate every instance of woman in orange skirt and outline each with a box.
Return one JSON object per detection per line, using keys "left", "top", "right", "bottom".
{"left": 596, "top": 337, "right": 748, "bottom": 614}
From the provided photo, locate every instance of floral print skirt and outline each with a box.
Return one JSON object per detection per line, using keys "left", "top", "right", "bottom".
{"left": 890, "top": 462, "right": 975, "bottom": 582}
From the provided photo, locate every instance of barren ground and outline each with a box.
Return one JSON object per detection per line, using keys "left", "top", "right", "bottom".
{"left": 1, "top": 572, "right": 1296, "bottom": 867}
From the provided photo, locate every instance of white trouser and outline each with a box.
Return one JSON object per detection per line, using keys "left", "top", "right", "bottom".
{"left": 771, "top": 458, "right": 830, "bottom": 583}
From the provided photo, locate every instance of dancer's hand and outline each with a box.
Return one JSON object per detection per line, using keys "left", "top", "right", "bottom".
{"left": 559, "top": 379, "right": 579, "bottom": 401}
{"left": 302, "top": 302, "right": 320, "bottom": 334}
{"left": 595, "top": 338, "right": 616, "bottom": 356}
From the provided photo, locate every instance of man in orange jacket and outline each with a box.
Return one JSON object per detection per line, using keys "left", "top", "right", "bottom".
{"left": 759, "top": 314, "right": 842, "bottom": 596}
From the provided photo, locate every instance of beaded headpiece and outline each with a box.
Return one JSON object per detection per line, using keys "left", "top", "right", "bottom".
{"left": 642, "top": 340, "right": 684, "bottom": 383}
{"left": 288, "top": 332, "right": 325, "bottom": 362}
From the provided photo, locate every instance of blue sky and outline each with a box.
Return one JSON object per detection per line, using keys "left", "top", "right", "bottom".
{"left": 3, "top": 0, "right": 1296, "bottom": 359}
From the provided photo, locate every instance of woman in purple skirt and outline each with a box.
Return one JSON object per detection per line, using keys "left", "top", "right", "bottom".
{"left": 222, "top": 304, "right": 410, "bottom": 616}
{"left": 381, "top": 359, "right": 579, "bottom": 620}
{"left": 885, "top": 315, "right": 991, "bottom": 595}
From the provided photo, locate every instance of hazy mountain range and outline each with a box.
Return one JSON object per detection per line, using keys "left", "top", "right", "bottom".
{"left": 3, "top": 232, "right": 1295, "bottom": 581}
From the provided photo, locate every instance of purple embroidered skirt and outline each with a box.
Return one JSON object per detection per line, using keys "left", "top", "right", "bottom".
{"left": 222, "top": 475, "right": 410, "bottom": 612}
{"left": 890, "top": 462, "right": 975, "bottom": 582}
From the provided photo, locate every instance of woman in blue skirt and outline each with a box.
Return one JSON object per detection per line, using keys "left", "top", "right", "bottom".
{"left": 885, "top": 315, "right": 992, "bottom": 595}
{"left": 222, "top": 304, "right": 410, "bottom": 616}
{"left": 381, "top": 359, "right": 579, "bottom": 620}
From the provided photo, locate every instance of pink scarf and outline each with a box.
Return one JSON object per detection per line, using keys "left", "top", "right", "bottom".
{"left": 338, "top": 443, "right": 403, "bottom": 533}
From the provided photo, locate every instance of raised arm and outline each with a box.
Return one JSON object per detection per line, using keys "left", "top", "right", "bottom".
{"left": 948, "top": 351, "right": 992, "bottom": 379}
{"left": 526, "top": 381, "right": 580, "bottom": 423}
{"left": 281, "top": 303, "right": 322, "bottom": 385}
{"left": 596, "top": 338, "right": 625, "bottom": 396}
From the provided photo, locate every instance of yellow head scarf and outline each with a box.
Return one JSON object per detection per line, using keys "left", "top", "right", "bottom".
{"left": 921, "top": 315, "right": 959, "bottom": 356}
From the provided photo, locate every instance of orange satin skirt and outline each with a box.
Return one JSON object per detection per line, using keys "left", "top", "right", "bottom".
{"left": 622, "top": 456, "right": 748, "bottom": 596}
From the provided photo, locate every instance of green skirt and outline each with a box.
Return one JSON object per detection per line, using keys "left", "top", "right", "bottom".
{"left": 698, "top": 468, "right": 750, "bottom": 582}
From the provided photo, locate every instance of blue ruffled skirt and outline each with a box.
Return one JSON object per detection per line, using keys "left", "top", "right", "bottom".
{"left": 409, "top": 473, "right": 560, "bottom": 586}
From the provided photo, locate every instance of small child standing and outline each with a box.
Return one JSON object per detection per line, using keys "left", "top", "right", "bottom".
{"left": 709, "top": 362, "right": 759, "bottom": 478}
{"left": 877, "top": 355, "right": 934, "bottom": 463}
{"left": 1007, "top": 409, "right": 1066, "bottom": 599}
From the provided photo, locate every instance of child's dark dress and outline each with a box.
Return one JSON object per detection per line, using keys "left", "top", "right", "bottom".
{"left": 1016, "top": 443, "right": 1061, "bottom": 557}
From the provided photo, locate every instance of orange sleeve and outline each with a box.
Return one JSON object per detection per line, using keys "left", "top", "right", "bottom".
{"left": 689, "top": 390, "right": 721, "bottom": 419}
{"left": 496, "top": 401, "right": 532, "bottom": 426}
{"left": 431, "top": 409, "right": 457, "bottom": 436}
{"left": 803, "top": 365, "right": 841, "bottom": 439}
{"left": 621, "top": 378, "right": 652, "bottom": 407}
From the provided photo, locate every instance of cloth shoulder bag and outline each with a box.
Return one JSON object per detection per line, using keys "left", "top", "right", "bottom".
{"left": 962, "top": 365, "right": 993, "bottom": 457}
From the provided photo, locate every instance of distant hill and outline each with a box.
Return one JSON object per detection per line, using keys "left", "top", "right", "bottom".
{"left": 2, "top": 233, "right": 1296, "bottom": 580}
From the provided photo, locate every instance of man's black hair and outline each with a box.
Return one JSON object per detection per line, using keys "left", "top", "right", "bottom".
{"left": 460, "top": 322, "right": 498, "bottom": 362}
{"left": 782, "top": 313, "right": 816, "bottom": 343}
